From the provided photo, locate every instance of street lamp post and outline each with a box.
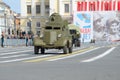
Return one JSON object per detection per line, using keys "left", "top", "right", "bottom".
{"left": 29, "top": 21, "right": 31, "bottom": 35}
{"left": 4, "top": 12, "right": 6, "bottom": 34}
{"left": 28, "top": 18, "right": 32, "bottom": 46}
{"left": 70, "top": 0, "right": 73, "bottom": 23}
{"left": 4, "top": 9, "right": 7, "bottom": 46}
{"left": 28, "top": 18, "right": 32, "bottom": 35}
{"left": 14, "top": 16, "right": 16, "bottom": 35}
{"left": 70, "top": 0, "right": 72, "bottom": 16}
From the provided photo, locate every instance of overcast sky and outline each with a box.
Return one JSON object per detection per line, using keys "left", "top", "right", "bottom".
{"left": 3, "top": 0, "right": 20, "bottom": 13}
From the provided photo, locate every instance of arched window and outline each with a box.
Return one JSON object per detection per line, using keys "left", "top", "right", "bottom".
{"left": 89, "top": 2, "right": 95, "bottom": 11}
{"left": 82, "top": 2, "right": 87, "bottom": 11}
{"left": 77, "top": 2, "right": 82, "bottom": 11}
{"left": 36, "top": 22, "right": 40, "bottom": 27}
{"left": 96, "top": 1, "right": 100, "bottom": 11}
{"left": 104, "top": 1, "right": 109, "bottom": 10}
{"left": 113, "top": 1, "right": 116, "bottom": 11}
{"left": 118, "top": 1, "right": 120, "bottom": 11}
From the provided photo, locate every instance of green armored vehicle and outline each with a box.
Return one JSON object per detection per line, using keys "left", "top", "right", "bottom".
{"left": 68, "top": 24, "right": 81, "bottom": 47}
{"left": 33, "top": 13, "right": 73, "bottom": 54}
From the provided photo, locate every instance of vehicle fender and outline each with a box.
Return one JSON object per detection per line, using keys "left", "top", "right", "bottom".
{"left": 60, "top": 38, "right": 72, "bottom": 47}
{"left": 55, "top": 38, "right": 67, "bottom": 46}
{"left": 33, "top": 37, "right": 45, "bottom": 46}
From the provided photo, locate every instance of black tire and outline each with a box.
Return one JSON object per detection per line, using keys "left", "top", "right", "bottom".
{"left": 41, "top": 48, "right": 45, "bottom": 54}
{"left": 77, "top": 40, "right": 80, "bottom": 47}
{"left": 75, "top": 40, "right": 80, "bottom": 47}
{"left": 34, "top": 46, "right": 39, "bottom": 54}
{"left": 69, "top": 46, "right": 73, "bottom": 53}
{"left": 63, "top": 46, "right": 68, "bottom": 54}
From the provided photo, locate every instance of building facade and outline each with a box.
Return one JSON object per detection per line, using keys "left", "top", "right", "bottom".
{"left": 0, "top": 0, "right": 18, "bottom": 38}
{"left": 0, "top": 0, "right": 10, "bottom": 37}
{"left": 20, "top": 0, "right": 49, "bottom": 35}
{"left": 20, "top": 0, "right": 75, "bottom": 35}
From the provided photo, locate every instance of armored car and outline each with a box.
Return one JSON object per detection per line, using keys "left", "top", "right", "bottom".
{"left": 33, "top": 13, "right": 73, "bottom": 54}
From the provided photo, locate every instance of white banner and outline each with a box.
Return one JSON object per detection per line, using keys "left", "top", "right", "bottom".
{"left": 74, "top": 11, "right": 120, "bottom": 42}
{"left": 73, "top": 11, "right": 93, "bottom": 42}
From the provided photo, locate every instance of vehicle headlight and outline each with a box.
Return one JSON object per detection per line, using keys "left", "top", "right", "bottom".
{"left": 58, "top": 34, "right": 62, "bottom": 38}
{"left": 40, "top": 34, "right": 44, "bottom": 38}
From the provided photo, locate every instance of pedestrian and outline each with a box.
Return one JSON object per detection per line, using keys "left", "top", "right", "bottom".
{"left": 26, "top": 34, "right": 29, "bottom": 46}
{"left": 1, "top": 32, "right": 4, "bottom": 47}
{"left": 31, "top": 33, "right": 34, "bottom": 46}
{"left": 82, "top": 38, "right": 84, "bottom": 43}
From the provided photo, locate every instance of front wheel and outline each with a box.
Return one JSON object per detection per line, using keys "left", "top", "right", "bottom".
{"left": 34, "top": 46, "right": 39, "bottom": 54}
{"left": 63, "top": 46, "right": 68, "bottom": 54}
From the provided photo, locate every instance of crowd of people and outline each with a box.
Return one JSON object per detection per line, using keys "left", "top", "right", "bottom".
{"left": 1, "top": 32, "right": 33, "bottom": 47}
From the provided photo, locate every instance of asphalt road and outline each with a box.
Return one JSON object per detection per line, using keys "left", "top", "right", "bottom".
{"left": 0, "top": 42, "right": 120, "bottom": 80}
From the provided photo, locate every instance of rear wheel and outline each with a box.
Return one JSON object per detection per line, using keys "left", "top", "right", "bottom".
{"left": 69, "top": 46, "right": 73, "bottom": 53}
{"left": 75, "top": 40, "right": 80, "bottom": 47}
{"left": 41, "top": 48, "right": 45, "bottom": 54}
{"left": 34, "top": 46, "right": 39, "bottom": 54}
{"left": 77, "top": 40, "right": 81, "bottom": 47}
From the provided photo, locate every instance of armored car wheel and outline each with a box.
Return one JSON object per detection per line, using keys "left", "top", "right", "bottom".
{"left": 75, "top": 40, "right": 80, "bottom": 47}
{"left": 34, "top": 46, "right": 39, "bottom": 54}
{"left": 41, "top": 48, "right": 45, "bottom": 54}
{"left": 63, "top": 46, "right": 68, "bottom": 54}
{"left": 69, "top": 46, "right": 73, "bottom": 53}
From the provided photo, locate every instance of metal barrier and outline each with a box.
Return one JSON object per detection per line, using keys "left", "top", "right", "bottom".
{"left": 0, "top": 39, "right": 33, "bottom": 47}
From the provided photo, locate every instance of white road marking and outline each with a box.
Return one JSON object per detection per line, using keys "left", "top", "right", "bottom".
{"left": 48, "top": 47, "right": 100, "bottom": 61}
{"left": 0, "top": 54, "right": 29, "bottom": 58}
{"left": 0, "top": 50, "right": 32, "bottom": 56}
{"left": 81, "top": 47, "right": 116, "bottom": 62}
{"left": 0, "top": 46, "right": 96, "bottom": 63}
{"left": 0, "top": 55, "right": 52, "bottom": 63}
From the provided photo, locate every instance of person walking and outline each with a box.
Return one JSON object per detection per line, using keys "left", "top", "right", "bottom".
{"left": 1, "top": 32, "right": 4, "bottom": 47}
{"left": 26, "top": 34, "right": 29, "bottom": 46}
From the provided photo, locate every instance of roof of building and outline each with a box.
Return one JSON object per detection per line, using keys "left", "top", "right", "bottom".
{"left": 0, "top": 1, "right": 10, "bottom": 9}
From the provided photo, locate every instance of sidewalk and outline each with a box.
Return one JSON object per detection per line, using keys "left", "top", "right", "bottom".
{"left": 1, "top": 40, "right": 120, "bottom": 49}
{"left": 0, "top": 39, "right": 33, "bottom": 48}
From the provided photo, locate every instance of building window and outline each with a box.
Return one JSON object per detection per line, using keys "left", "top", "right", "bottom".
{"left": 64, "top": 4, "right": 69, "bottom": 13}
{"left": 0, "top": 18, "right": 4, "bottom": 26}
{"left": 27, "top": 22, "right": 31, "bottom": 27}
{"left": 27, "top": 5, "right": 31, "bottom": 14}
{"left": 36, "top": 5, "right": 40, "bottom": 14}
{"left": 36, "top": 22, "right": 40, "bottom": 27}
{"left": 45, "top": 5, "right": 49, "bottom": 14}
